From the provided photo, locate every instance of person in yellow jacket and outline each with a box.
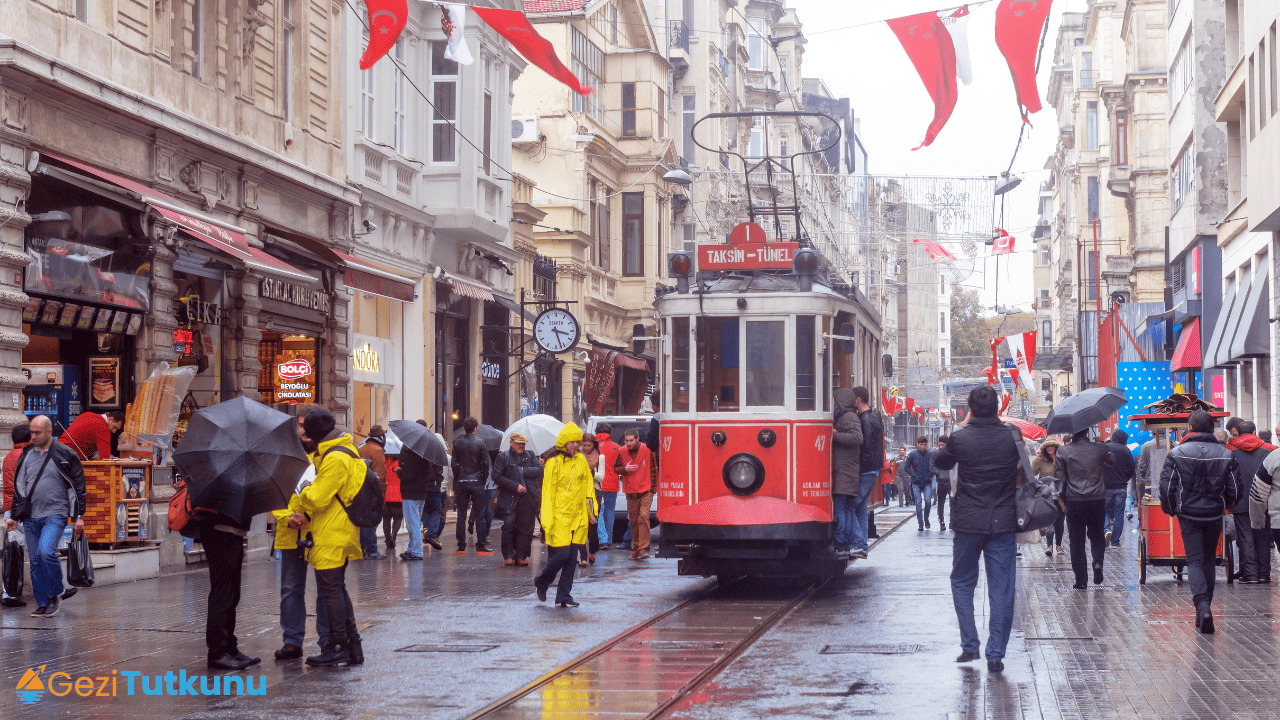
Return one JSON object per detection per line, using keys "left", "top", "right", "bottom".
{"left": 286, "top": 408, "right": 365, "bottom": 666}
{"left": 534, "top": 423, "right": 595, "bottom": 607}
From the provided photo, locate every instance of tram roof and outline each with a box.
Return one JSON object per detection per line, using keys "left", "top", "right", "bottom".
{"left": 658, "top": 273, "right": 882, "bottom": 328}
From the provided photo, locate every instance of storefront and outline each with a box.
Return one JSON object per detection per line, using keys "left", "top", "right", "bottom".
{"left": 257, "top": 272, "right": 332, "bottom": 410}
{"left": 480, "top": 300, "right": 511, "bottom": 429}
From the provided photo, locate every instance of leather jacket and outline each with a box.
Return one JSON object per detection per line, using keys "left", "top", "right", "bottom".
{"left": 857, "top": 408, "right": 885, "bottom": 472}
{"left": 932, "top": 416, "right": 1022, "bottom": 535}
{"left": 1054, "top": 440, "right": 1112, "bottom": 502}
{"left": 1160, "top": 432, "right": 1241, "bottom": 521}
{"left": 451, "top": 434, "right": 491, "bottom": 483}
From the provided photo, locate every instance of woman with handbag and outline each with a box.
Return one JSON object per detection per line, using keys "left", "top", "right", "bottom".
{"left": 578, "top": 434, "right": 605, "bottom": 566}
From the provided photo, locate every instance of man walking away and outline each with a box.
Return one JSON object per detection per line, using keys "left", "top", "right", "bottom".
{"left": 493, "top": 433, "right": 544, "bottom": 566}
{"left": 905, "top": 437, "right": 934, "bottom": 531}
{"left": 933, "top": 387, "right": 1021, "bottom": 673}
{"left": 932, "top": 435, "right": 954, "bottom": 531}
{"left": 1102, "top": 430, "right": 1135, "bottom": 547}
{"left": 595, "top": 424, "right": 621, "bottom": 548}
{"left": 614, "top": 429, "right": 654, "bottom": 560}
{"left": 831, "top": 388, "right": 864, "bottom": 558}
{"left": 1135, "top": 434, "right": 1171, "bottom": 502}
{"left": 1161, "top": 410, "right": 1240, "bottom": 633}
{"left": 358, "top": 427, "right": 388, "bottom": 560}
{"left": 6, "top": 415, "right": 86, "bottom": 619}
{"left": 451, "top": 417, "right": 492, "bottom": 555}
{"left": 1055, "top": 428, "right": 1113, "bottom": 588}
{"left": 1227, "top": 421, "right": 1274, "bottom": 583}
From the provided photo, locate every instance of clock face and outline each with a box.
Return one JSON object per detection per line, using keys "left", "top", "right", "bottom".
{"left": 534, "top": 308, "right": 581, "bottom": 353}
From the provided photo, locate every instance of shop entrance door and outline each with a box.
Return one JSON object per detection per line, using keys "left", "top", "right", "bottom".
{"left": 435, "top": 303, "right": 469, "bottom": 433}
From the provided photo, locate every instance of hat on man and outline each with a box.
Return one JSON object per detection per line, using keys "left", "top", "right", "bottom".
{"left": 510, "top": 432, "right": 529, "bottom": 444}
{"left": 368, "top": 424, "right": 385, "bottom": 437}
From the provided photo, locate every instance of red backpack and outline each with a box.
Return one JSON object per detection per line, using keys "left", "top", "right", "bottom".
{"left": 168, "top": 475, "right": 193, "bottom": 532}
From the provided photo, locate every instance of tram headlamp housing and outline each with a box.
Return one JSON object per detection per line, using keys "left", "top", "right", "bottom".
{"left": 667, "top": 252, "right": 694, "bottom": 293}
{"left": 793, "top": 248, "right": 820, "bottom": 291}
{"left": 723, "top": 453, "right": 766, "bottom": 496}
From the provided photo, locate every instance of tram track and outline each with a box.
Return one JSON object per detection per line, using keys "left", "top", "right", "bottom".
{"left": 466, "top": 510, "right": 914, "bottom": 720}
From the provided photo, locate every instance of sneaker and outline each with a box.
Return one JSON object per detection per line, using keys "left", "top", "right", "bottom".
{"left": 305, "top": 645, "right": 352, "bottom": 667}
{"left": 42, "top": 599, "right": 60, "bottom": 617}
{"left": 427, "top": 537, "right": 443, "bottom": 551}
{"left": 456, "top": 548, "right": 467, "bottom": 555}
{"left": 1045, "top": 546, "right": 1054, "bottom": 557}
{"left": 30, "top": 606, "right": 48, "bottom": 618}
{"left": 1104, "top": 529, "right": 1113, "bottom": 545}
{"left": 399, "top": 552, "right": 423, "bottom": 561}
{"left": 851, "top": 550, "right": 868, "bottom": 560}
{"left": 60, "top": 588, "right": 77, "bottom": 601}
{"left": 476, "top": 545, "right": 495, "bottom": 555}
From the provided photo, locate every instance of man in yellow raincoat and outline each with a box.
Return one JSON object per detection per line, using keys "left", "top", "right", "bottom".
{"left": 287, "top": 408, "right": 366, "bottom": 666}
{"left": 534, "top": 423, "right": 595, "bottom": 607}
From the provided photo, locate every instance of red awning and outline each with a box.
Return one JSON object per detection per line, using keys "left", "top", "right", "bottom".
{"left": 333, "top": 250, "right": 415, "bottom": 302}
{"left": 440, "top": 270, "right": 495, "bottom": 302}
{"left": 1170, "top": 318, "right": 1202, "bottom": 371}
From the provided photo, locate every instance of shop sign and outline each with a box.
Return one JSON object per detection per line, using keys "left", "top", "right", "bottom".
{"left": 260, "top": 278, "right": 330, "bottom": 314}
{"left": 481, "top": 359, "right": 502, "bottom": 381}
{"left": 180, "top": 295, "right": 220, "bottom": 325}
{"left": 353, "top": 344, "right": 381, "bottom": 374}
{"left": 276, "top": 358, "right": 315, "bottom": 402}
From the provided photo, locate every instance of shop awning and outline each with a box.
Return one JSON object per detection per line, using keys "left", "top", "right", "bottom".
{"left": 1169, "top": 318, "right": 1201, "bottom": 372}
{"left": 333, "top": 250, "right": 416, "bottom": 302}
{"left": 439, "top": 270, "right": 495, "bottom": 301}
{"left": 1204, "top": 278, "right": 1243, "bottom": 369}
{"left": 1227, "top": 267, "right": 1270, "bottom": 361}
{"left": 492, "top": 295, "right": 538, "bottom": 325}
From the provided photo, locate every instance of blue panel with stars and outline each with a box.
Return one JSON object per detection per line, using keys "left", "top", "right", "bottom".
{"left": 1115, "top": 361, "right": 1172, "bottom": 458}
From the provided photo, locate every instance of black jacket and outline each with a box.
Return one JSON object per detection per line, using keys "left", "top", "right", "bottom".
{"left": 1055, "top": 440, "right": 1112, "bottom": 502}
{"left": 933, "top": 416, "right": 1022, "bottom": 535}
{"left": 1102, "top": 441, "right": 1136, "bottom": 491}
{"left": 451, "top": 434, "right": 490, "bottom": 483}
{"left": 1159, "top": 432, "right": 1241, "bottom": 521}
{"left": 1228, "top": 434, "right": 1275, "bottom": 513}
{"left": 491, "top": 448, "right": 544, "bottom": 512}
{"left": 396, "top": 449, "right": 443, "bottom": 500}
{"left": 9, "top": 442, "right": 87, "bottom": 520}
{"left": 857, "top": 407, "right": 884, "bottom": 473}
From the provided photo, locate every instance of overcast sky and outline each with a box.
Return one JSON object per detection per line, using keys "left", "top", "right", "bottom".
{"left": 792, "top": 0, "right": 1085, "bottom": 313}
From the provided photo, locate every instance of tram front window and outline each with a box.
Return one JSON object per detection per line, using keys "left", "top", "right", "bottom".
{"left": 745, "top": 320, "right": 785, "bottom": 407}
{"left": 697, "top": 317, "right": 739, "bottom": 411}
{"left": 672, "top": 316, "right": 690, "bottom": 412}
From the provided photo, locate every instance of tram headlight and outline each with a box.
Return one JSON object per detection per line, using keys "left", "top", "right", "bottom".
{"left": 668, "top": 252, "right": 694, "bottom": 293}
{"left": 723, "top": 453, "right": 765, "bottom": 496}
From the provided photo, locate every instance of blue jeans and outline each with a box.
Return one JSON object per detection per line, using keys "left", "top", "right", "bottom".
{"left": 422, "top": 489, "right": 443, "bottom": 539}
{"left": 359, "top": 526, "right": 378, "bottom": 554}
{"left": 1104, "top": 489, "right": 1126, "bottom": 545}
{"left": 914, "top": 484, "right": 934, "bottom": 526}
{"left": 951, "top": 531, "right": 1017, "bottom": 662}
{"left": 402, "top": 499, "right": 425, "bottom": 557}
{"left": 850, "top": 471, "right": 878, "bottom": 553}
{"left": 279, "top": 548, "right": 329, "bottom": 649}
{"left": 22, "top": 515, "right": 66, "bottom": 606}
{"left": 832, "top": 494, "right": 856, "bottom": 546}
{"left": 600, "top": 492, "right": 618, "bottom": 544}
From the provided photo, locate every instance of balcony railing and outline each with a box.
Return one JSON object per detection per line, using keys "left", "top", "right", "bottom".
{"left": 670, "top": 21, "right": 690, "bottom": 52}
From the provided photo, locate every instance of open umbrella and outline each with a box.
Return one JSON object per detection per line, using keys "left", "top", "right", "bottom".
{"left": 454, "top": 423, "right": 504, "bottom": 452}
{"left": 502, "top": 414, "right": 566, "bottom": 456}
{"left": 1043, "top": 387, "right": 1128, "bottom": 437}
{"left": 999, "top": 416, "right": 1047, "bottom": 441}
{"left": 173, "top": 396, "right": 310, "bottom": 527}
{"left": 388, "top": 420, "right": 449, "bottom": 466}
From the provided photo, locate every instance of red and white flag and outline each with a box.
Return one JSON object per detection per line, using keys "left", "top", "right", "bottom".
{"left": 995, "top": 0, "right": 1054, "bottom": 120}
{"left": 437, "top": 3, "right": 474, "bottom": 65}
{"left": 913, "top": 237, "right": 958, "bottom": 262}
{"left": 886, "top": 12, "right": 959, "bottom": 150}
{"left": 1008, "top": 331, "right": 1037, "bottom": 393}
{"left": 992, "top": 228, "right": 1016, "bottom": 255}
{"left": 942, "top": 6, "right": 973, "bottom": 85}
{"left": 473, "top": 8, "right": 594, "bottom": 96}
{"left": 359, "top": 0, "right": 409, "bottom": 69}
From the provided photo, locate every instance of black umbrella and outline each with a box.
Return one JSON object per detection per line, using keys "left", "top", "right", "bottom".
{"left": 1044, "top": 387, "right": 1128, "bottom": 436}
{"left": 388, "top": 420, "right": 449, "bottom": 466}
{"left": 173, "top": 396, "right": 310, "bottom": 527}
{"left": 454, "top": 423, "right": 503, "bottom": 452}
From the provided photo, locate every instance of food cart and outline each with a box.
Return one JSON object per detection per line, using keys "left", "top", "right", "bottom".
{"left": 1128, "top": 410, "right": 1234, "bottom": 585}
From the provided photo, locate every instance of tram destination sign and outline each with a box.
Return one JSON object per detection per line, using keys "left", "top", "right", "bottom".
{"left": 697, "top": 242, "right": 800, "bottom": 271}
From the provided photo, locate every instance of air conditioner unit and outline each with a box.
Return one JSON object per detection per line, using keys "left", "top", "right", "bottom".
{"left": 511, "top": 116, "right": 540, "bottom": 144}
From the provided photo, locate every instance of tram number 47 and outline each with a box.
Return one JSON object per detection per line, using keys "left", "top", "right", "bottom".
{"left": 814, "top": 435, "right": 826, "bottom": 451}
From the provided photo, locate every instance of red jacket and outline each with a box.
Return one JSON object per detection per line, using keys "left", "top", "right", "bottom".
{"left": 598, "top": 434, "right": 622, "bottom": 493}
{"left": 614, "top": 443, "right": 653, "bottom": 494}
{"left": 2, "top": 442, "right": 27, "bottom": 511}
{"left": 60, "top": 412, "right": 112, "bottom": 460}
{"left": 879, "top": 459, "right": 896, "bottom": 486}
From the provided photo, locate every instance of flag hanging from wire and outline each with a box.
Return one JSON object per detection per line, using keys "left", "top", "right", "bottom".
{"left": 473, "top": 8, "right": 594, "bottom": 96}
{"left": 992, "top": 228, "right": 1016, "bottom": 255}
{"left": 886, "top": 11, "right": 959, "bottom": 150}
{"left": 941, "top": 6, "right": 973, "bottom": 85}
{"left": 913, "top": 237, "right": 958, "bottom": 263}
{"left": 995, "top": 0, "right": 1054, "bottom": 121}
{"left": 1009, "top": 330, "right": 1037, "bottom": 393}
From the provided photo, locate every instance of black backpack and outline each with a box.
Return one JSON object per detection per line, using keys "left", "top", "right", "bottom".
{"left": 322, "top": 446, "right": 385, "bottom": 528}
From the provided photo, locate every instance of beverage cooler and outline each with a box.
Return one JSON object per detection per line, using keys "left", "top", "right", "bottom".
{"left": 22, "top": 363, "right": 83, "bottom": 433}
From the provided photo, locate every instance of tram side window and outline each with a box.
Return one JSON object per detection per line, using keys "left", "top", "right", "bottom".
{"left": 822, "top": 317, "right": 831, "bottom": 412}
{"left": 796, "top": 315, "right": 816, "bottom": 411}
{"left": 745, "top": 321, "right": 785, "bottom": 407}
{"left": 697, "top": 317, "right": 739, "bottom": 411}
{"left": 831, "top": 311, "right": 854, "bottom": 388}
{"left": 672, "top": 316, "right": 690, "bottom": 412}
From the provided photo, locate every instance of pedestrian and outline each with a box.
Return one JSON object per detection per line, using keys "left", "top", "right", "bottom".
{"left": 289, "top": 408, "right": 367, "bottom": 665}
{"left": 933, "top": 386, "right": 1022, "bottom": 673}
{"left": 576, "top": 434, "right": 604, "bottom": 566}
{"left": 905, "top": 437, "right": 934, "bottom": 531}
{"left": 1259, "top": 429, "right": 1273, "bottom": 444}
{"left": 5, "top": 416, "right": 86, "bottom": 620}
{"left": 831, "top": 388, "right": 864, "bottom": 558}
{"left": 383, "top": 450, "right": 403, "bottom": 557}
{"left": 1225, "top": 421, "right": 1274, "bottom": 583}
{"left": 1160, "top": 410, "right": 1241, "bottom": 634}
{"left": 894, "top": 446, "right": 911, "bottom": 507}
{"left": 1102, "top": 430, "right": 1135, "bottom": 547}
{"left": 271, "top": 462, "right": 329, "bottom": 661}
{"left": 57, "top": 410, "right": 124, "bottom": 460}
{"left": 645, "top": 391, "right": 661, "bottom": 454}
{"left": 535, "top": 423, "right": 594, "bottom": 608}
{"left": 358, "top": 426, "right": 388, "bottom": 560}
{"left": 932, "top": 435, "right": 955, "bottom": 531}
{"left": 849, "top": 388, "right": 881, "bottom": 561}
{"left": 1031, "top": 437, "right": 1065, "bottom": 556}
{"left": 492, "top": 432, "right": 544, "bottom": 567}
{"left": 1054, "top": 427, "right": 1113, "bottom": 589}
{"left": 880, "top": 456, "right": 896, "bottom": 504}
{"left": 595, "top": 423, "right": 621, "bottom": 548}
{"left": 1135, "top": 432, "right": 1172, "bottom": 502}
{"left": 397, "top": 420, "right": 445, "bottom": 560}
{"left": 1, "top": 422, "right": 31, "bottom": 608}
{"left": 451, "top": 417, "right": 493, "bottom": 555}
{"left": 615, "top": 428, "right": 654, "bottom": 560}
{"left": 1249, "top": 431, "right": 1280, "bottom": 581}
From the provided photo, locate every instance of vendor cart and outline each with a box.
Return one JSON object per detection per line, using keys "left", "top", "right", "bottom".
{"left": 1129, "top": 410, "right": 1234, "bottom": 585}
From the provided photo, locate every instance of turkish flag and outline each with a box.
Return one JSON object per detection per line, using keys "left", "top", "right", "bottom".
{"left": 905, "top": 398, "right": 916, "bottom": 415}
{"left": 913, "top": 237, "right": 957, "bottom": 262}
{"left": 992, "top": 228, "right": 1016, "bottom": 255}
{"left": 995, "top": 0, "right": 1054, "bottom": 120}
{"left": 886, "top": 12, "right": 959, "bottom": 150}
{"left": 473, "top": 8, "right": 594, "bottom": 96}
{"left": 359, "top": 0, "right": 408, "bottom": 70}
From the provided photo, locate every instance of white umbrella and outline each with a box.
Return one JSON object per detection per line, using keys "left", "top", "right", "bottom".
{"left": 383, "top": 429, "right": 403, "bottom": 455}
{"left": 502, "top": 414, "right": 566, "bottom": 456}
